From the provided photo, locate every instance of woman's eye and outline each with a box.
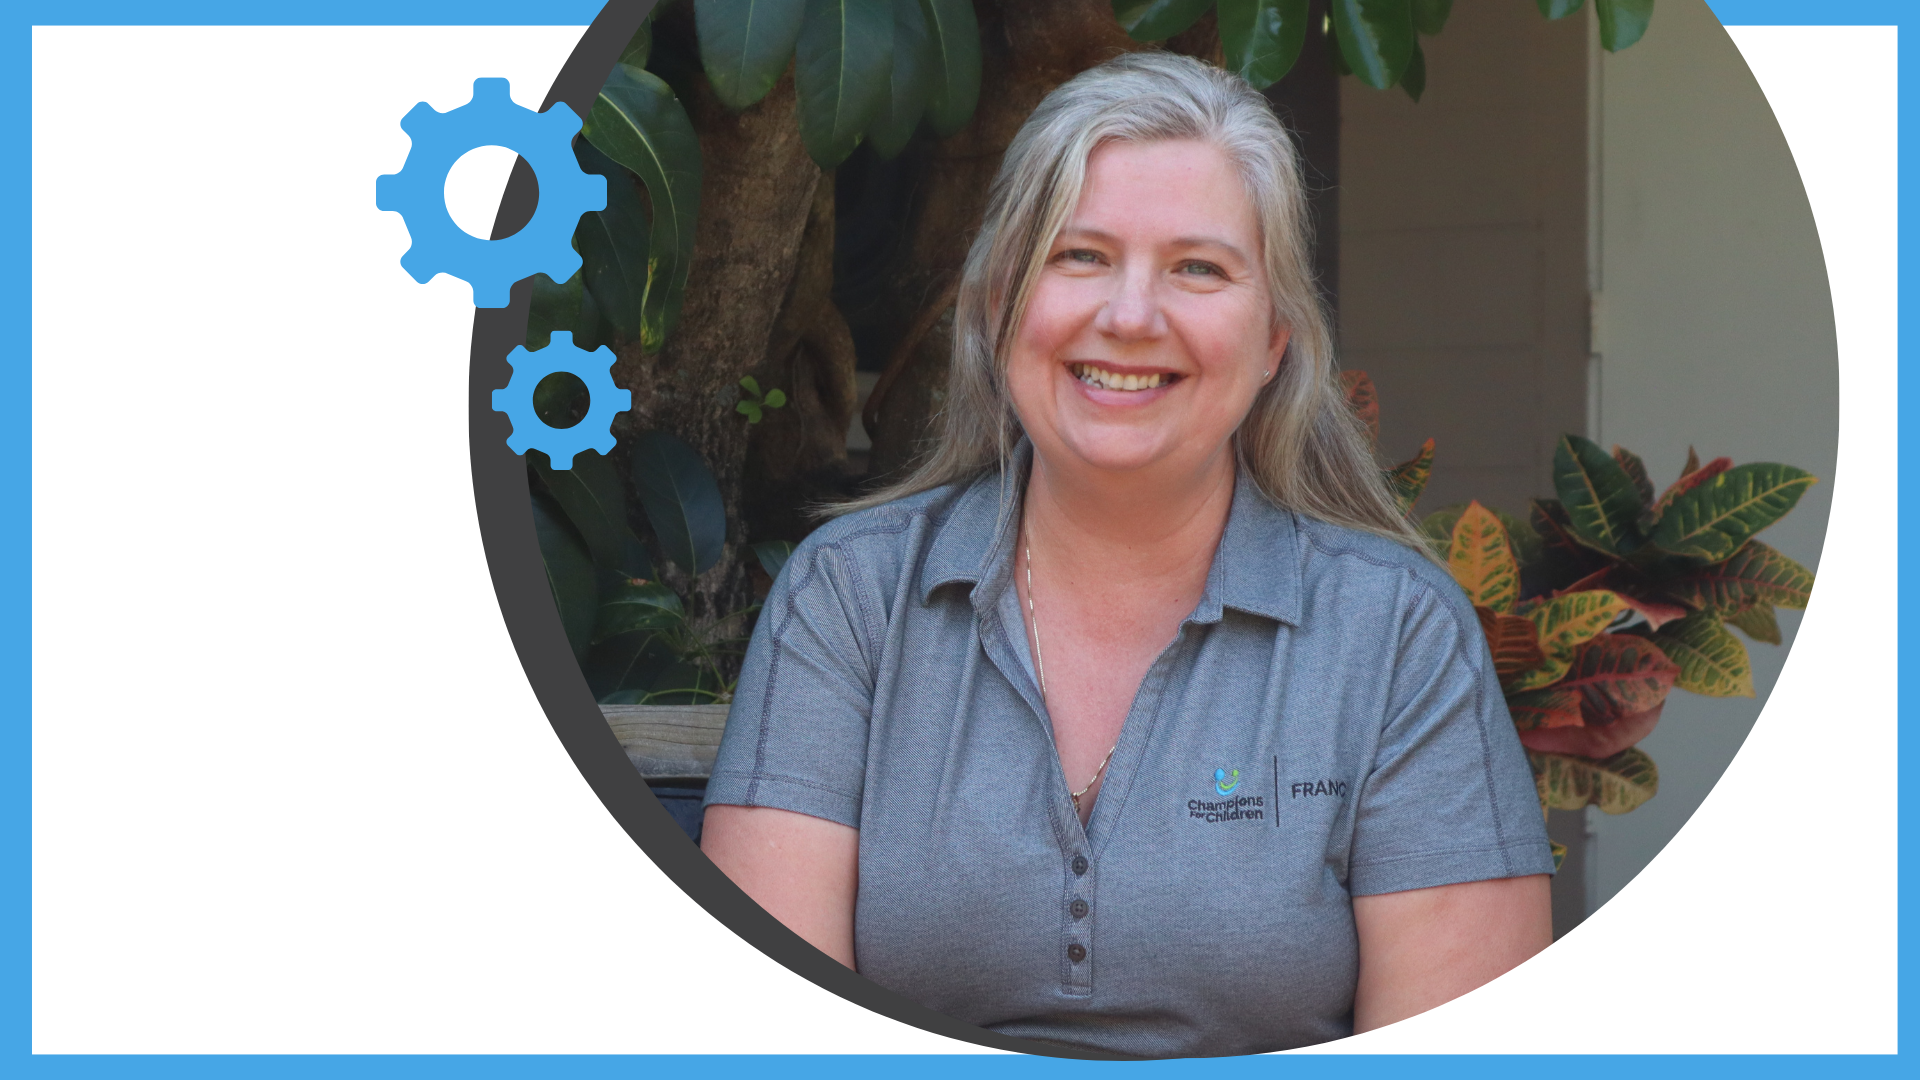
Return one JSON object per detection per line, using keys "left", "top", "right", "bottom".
{"left": 1058, "top": 249, "right": 1101, "bottom": 264}
{"left": 1180, "top": 262, "right": 1224, "bottom": 277}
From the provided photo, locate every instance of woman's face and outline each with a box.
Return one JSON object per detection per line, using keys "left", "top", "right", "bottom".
{"left": 1007, "top": 138, "right": 1290, "bottom": 483}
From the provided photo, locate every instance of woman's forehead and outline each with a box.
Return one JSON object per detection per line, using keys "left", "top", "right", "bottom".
{"left": 1062, "top": 139, "right": 1261, "bottom": 256}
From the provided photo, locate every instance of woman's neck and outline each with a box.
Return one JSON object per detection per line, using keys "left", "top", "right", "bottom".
{"left": 1021, "top": 446, "right": 1238, "bottom": 585}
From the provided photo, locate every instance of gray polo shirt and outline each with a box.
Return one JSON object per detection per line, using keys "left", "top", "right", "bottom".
{"left": 705, "top": 449, "right": 1553, "bottom": 1057}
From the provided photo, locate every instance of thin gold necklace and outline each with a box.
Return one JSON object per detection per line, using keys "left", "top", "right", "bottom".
{"left": 1023, "top": 524, "right": 1119, "bottom": 816}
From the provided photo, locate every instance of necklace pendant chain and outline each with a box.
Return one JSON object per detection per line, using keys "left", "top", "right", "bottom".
{"left": 1025, "top": 527, "right": 1119, "bottom": 815}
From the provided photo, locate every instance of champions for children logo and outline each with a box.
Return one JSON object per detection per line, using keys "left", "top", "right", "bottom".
{"left": 1190, "top": 767, "right": 1264, "bottom": 824}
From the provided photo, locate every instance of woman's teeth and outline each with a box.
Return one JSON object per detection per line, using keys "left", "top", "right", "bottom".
{"left": 1072, "top": 364, "right": 1170, "bottom": 391}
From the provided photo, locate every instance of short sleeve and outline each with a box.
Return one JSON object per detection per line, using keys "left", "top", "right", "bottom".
{"left": 702, "top": 542, "right": 874, "bottom": 829}
{"left": 1347, "top": 582, "right": 1556, "bottom": 896}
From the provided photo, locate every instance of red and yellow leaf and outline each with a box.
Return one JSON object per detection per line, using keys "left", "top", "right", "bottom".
{"left": 1507, "top": 686, "right": 1582, "bottom": 730}
{"left": 1556, "top": 633, "right": 1678, "bottom": 724}
{"left": 1613, "top": 445, "right": 1654, "bottom": 507}
{"left": 1645, "top": 455, "right": 1731, "bottom": 527}
{"left": 1389, "top": 438, "right": 1435, "bottom": 513}
{"left": 1669, "top": 539, "right": 1815, "bottom": 612}
{"left": 1650, "top": 613, "right": 1755, "bottom": 697}
{"left": 1476, "top": 605, "right": 1544, "bottom": 679}
{"left": 1508, "top": 590, "right": 1626, "bottom": 691}
{"left": 1554, "top": 566, "right": 1690, "bottom": 630}
{"left": 1449, "top": 501, "right": 1520, "bottom": 612}
{"left": 1530, "top": 747, "right": 1659, "bottom": 815}
{"left": 1726, "top": 603, "right": 1782, "bottom": 644}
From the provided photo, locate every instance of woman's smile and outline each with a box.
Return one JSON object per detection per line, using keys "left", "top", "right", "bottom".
{"left": 1067, "top": 361, "right": 1182, "bottom": 397}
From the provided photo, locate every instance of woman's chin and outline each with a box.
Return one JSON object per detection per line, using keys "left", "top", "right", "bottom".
{"left": 1049, "top": 429, "right": 1204, "bottom": 478}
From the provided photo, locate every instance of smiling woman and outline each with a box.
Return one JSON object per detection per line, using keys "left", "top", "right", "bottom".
{"left": 696, "top": 51, "right": 1553, "bottom": 1057}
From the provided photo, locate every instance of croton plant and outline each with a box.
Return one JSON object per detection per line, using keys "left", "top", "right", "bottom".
{"left": 1345, "top": 373, "right": 1818, "bottom": 861}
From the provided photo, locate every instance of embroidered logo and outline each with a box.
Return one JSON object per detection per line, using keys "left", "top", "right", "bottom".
{"left": 1214, "top": 767, "right": 1241, "bottom": 796}
{"left": 1190, "top": 767, "right": 1264, "bottom": 823}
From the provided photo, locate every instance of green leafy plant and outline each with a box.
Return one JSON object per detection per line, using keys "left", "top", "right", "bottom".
{"left": 528, "top": 422, "right": 790, "bottom": 704}
{"left": 735, "top": 376, "right": 788, "bottom": 423}
{"left": 1346, "top": 372, "right": 1817, "bottom": 861}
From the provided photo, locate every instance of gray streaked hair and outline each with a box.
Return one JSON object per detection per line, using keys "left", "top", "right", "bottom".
{"left": 836, "top": 50, "right": 1425, "bottom": 553}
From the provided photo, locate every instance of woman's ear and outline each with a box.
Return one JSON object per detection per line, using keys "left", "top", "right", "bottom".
{"left": 1267, "top": 324, "right": 1293, "bottom": 381}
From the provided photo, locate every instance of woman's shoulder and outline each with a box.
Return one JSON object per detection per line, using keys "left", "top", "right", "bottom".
{"left": 777, "top": 476, "right": 988, "bottom": 596}
{"left": 1290, "top": 515, "right": 1472, "bottom": 616}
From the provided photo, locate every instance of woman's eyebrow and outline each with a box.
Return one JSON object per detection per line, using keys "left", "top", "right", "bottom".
{"left": 1057, "top": 227, "right": 1250, "bottom": 263}
{"left": 1168, "top": 235, "right": 1250, "bottom": 262}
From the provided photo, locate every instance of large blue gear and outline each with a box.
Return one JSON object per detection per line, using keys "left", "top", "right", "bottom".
{"left": 492, "top": 332, "right": 631, "bottom": 469}
{"left": 375, "top": 78, "right": 606, "bottom": 308}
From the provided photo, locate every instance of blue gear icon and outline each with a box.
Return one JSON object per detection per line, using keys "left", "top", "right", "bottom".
{"left": 492, "top": 332, "right": 631, "bottom": 469}
{"left": 375, "top": 78, "right": 606, "bottom": 307}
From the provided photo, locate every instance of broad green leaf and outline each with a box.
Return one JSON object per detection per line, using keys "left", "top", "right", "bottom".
{"left": 868, "top": 0, "right": 934, "bottom": 158}
{"left": 1596, "top": 0, "right": 1653, "bottom": 52}
{"left": 754, "top": 539, "right": 798, "bottom": 581}
{"left": 764, "top": 388, "right": 787, "bottom": 407}
{"left": 1652, "top": 613, "right": 1755, "bottom": 697}
{"left": 1509, "top": 590, "right": 1624, "bottom": 691}
{"left": 918, "top": 0, "right": 980, "bottom": 136}
{"left": 1330, "top": 0, "right": 1416, "bottom": 91}
{"left": 1557, "top": 633, "right": 1677, "bottom": 724}
{"left": 620, "top": 15, "right": 653, "bottom": 68}
{"left": 531, "top": 492, "right": 598, "bottom": 663}
{"left": 1449, "top": 501, "right": 1519, "bottom": 612}
{"left": 1726, "top": 603, "right": 1782, "bottom": 646}
{"left": 571, "top": 140, "right": 651, "bottom": 342}
{"left": 531, "top": 450, "right": 653, "bottom": 579}
{"left": 1389, "top": 437, "right": 1434, "bottom": 514}
{"left": 526, "top": 271, "right": 583, "bottom": 350}
{"left": 630, "top": 431, "right": 728, "bottom": 575}
{"left": 1411, "top": 0, "right": 1451, "bottom": 35}
{"left": 1553, "top": 434, "right": 1645, "bottom": 555}
{"left": 1113, "top": 0, "right": 1215, "bottom": 41}
{"left": 1648, "top": 463, "right": 1816, "bottom": 561}
{"left": 1506, "top": 686, "right": 1580, "bottom": 730}
{"left": 1341, "top": 370, "right": 1379, "bottom": 442}
{"left": 1535, "top": 0, "right": 1582, "bottom": 18}
{"left": 1646, "top": 454, "right": 1730, "bottom": 527}
{"left": 796, "top": 0, "right": 895, "bottom": 169}
{"left": 695, "top": 0, "right": 807, "bottom": 110}
{"left": 1476, "top": 605, "right": 1544, "bottom": 680}
{"left": 593, "top": 580, "right": 686, "bottom": 643}
{"left": 583, "top": 65, "right": 704, "bottom": 350}
{"left": 1398, "top": 38, "right": 1425, "bottom": 102}
{"left": 1613, "top": 445, "right": 1653, "bottom": 507}
{"left": 1670, "top": 539, "right": 1815, "bottom": 612}
{"left": 1220, "top": 0, "right": 1310, "bottom": 90}
{"left": 1531, "top": 747, "right": 1658, "bottom": 814}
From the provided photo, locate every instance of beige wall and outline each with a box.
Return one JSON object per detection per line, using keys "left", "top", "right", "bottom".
{"left": 1338, "top": 0, "right": 1589, "bottom": 514}
{"left": 1586, "top": 0, "right": 1836, "bottom": 912}
{"left": 1337, "top": 0, "right": 1839, "bottom": 925}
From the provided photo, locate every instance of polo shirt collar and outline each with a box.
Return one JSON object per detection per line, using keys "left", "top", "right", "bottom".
{"left": 919, "top": 440, "right": 1305, "bottom": 627}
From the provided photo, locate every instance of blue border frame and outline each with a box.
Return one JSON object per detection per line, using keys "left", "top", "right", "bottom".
{"left": 12, "top": 0, "right": 1904, "bottom": 1070}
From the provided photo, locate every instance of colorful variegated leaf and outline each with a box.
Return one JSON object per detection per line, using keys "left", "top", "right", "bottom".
{"left": 1557, "top": 633, "right": 1677, "bottom": 724}
{"left": 1669, "top": 539, "right": 1815, "bottom": 612}
{"left": 1389, "top": 437, "right": 1434, "bottom": 513}
{"left": 1726, "top": 603, "right": 1782, "bottom": 645}
{"left": 1341, "top": 369, "right": 1379, "bottom": 442}
{"left": 1476, "top": 605, "right": 1544, "bottom": 679}
{"left": 1648, "top": 463, "right": 1816, "bottom": 561}
{"left": 1553, "top": 434, "right": 1645, "bottom": 555}
{"left": 1507, "top": 686, "right": 1581, "bottom": 730}
{"left": 1530, "top": 747, "right": 1659, "bottom": 815}
{"left": 1613, "top": 445, "right": 1654, "bottom": 507}
{"left": 1449, "top": 501, "right": 1520, "bottom": 612}
{"left": 1651, "top": 613, "right": 1755, "bottom": 697}
{"left": 1509, "top": 590, "right": 1625, "bottom": 691}
{"left": 1647, "top": 454, "right": 1730, "bottom": 526}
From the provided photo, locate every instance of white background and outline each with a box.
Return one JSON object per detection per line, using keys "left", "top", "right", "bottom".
{"left": 31, "top": 24, "right": 1896, "bottom": 1053}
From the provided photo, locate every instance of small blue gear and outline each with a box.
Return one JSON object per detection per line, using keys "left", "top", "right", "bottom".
{"left": 492, "top": 332, "right": 631, "bottom": 469}
{"left": 375, "top": 78, "right": 607, "bottom": 307}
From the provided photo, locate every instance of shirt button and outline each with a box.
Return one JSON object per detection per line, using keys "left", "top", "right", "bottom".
{"left": 1070, "top": 899, "right": 1089, "bottom": 919}
{"left": 1071, "top": 855, "right": 1089, "bottom": 876}
{"left": 1067, "top": 944, "right": 1087, "bottom": 963}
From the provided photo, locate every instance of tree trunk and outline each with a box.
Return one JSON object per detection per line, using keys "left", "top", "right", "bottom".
{"left": 610, "top": 6, "right": 820, "bottom": 644}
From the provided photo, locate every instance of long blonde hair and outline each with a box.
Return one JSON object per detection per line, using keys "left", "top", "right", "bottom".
{"left": 837, "top": 51, "right": 1422, "bottom": 551}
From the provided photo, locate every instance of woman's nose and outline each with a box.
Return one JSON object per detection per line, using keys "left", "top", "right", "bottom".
{"left": 1093, "top": 270, "right": 1167, "bottom": 340}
